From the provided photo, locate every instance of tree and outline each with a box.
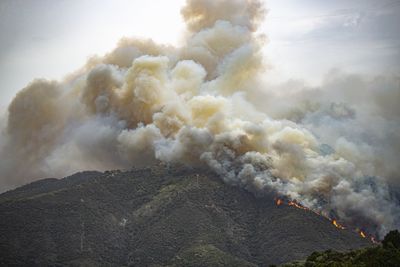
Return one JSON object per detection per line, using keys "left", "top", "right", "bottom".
{"left": 382, "top": 230, "right": 400, "bottom": 249}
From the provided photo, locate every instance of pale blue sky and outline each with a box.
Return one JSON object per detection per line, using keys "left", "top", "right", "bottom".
{"left": 264, "top": 0, "right": 400, "bottom": 84}
{"left": 0, "top": 0, "right": 399, "bottom": 110}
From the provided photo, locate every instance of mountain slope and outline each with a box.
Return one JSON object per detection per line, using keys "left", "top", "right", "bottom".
{"left": 283, "top": 230, "right": 400, "bottom": 267}
{"left": 0, "top": 164, "right": 370, "bottom": 266}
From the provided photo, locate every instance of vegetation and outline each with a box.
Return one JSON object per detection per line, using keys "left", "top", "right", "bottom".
{"left": 169, "top": 244, "right": 256, "bottom": 267}
{"left": 283, "top": 230, "right": 400, "bottom": 267}
{"left": 0, "top": 165, "right": 372, "bottom": 266}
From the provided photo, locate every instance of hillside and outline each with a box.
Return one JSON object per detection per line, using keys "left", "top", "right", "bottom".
{"left": 283, "top": 230, "right": 400, "bottom": 267}
{"left": 0, "top": 164, "right": 371, "bottom": 266}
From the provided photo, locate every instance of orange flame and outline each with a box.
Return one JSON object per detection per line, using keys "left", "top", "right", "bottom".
{"left": 273, "top": 197, "right": 379, "bottom": 244}
{"left": 288, "top": 200, "right": 308, "bottom": 211}
{"left": 360, "top": 231, "right": 366, "bottom": 238}
{"left": 332, "top": 220, "right": 345, "bottom": 230}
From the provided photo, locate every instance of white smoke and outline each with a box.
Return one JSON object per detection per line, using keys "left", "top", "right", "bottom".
{"left": 0, "top": 0, "right": 399, "bottom": 238}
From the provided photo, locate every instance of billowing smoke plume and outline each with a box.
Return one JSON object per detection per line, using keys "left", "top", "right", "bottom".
{"left": 0, "top": 0, "right": 399, "bottom": 238}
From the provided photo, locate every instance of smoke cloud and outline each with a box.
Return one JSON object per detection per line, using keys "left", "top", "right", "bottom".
{"left": 0, "top": 0, "right": 399, "bottom": 238}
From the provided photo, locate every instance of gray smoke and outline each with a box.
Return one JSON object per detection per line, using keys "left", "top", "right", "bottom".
{"left": 0, "top": 0, "right": 399, "bottom": 238}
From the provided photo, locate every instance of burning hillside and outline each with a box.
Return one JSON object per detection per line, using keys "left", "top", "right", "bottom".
{"left": 0, "top": 166, "right": 372, "bottom": 266}
{"left": 0, "top": 0, "right": 399, "bottom": 240}
{"left": 274, "top": 197, "right": 379, "bottom": 243}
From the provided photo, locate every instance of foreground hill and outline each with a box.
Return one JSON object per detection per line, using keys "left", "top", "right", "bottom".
{"left": 0, "top": 164, "right": 370, "bottom": 266}
{"left": 283, "top": 230, "right": 400, "bottom": 267}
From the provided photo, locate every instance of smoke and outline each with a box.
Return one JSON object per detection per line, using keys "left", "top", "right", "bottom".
{"left": 0, "top": 0, "right": 399, "bottom": 238}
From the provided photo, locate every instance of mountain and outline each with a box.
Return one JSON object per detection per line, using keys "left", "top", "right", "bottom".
{"left": 283, "top": 230, "right": 400, "bottom": 267}
{"left": 0, "top": 164, "right": 371, "bottom": 266}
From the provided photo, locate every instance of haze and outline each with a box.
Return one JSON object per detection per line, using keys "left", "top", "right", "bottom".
{"left": 0, "top": 0, "right": 399, "bottom": 110}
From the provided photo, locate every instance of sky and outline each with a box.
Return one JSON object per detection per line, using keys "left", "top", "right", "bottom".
{"left": 0, "top": 0, "right": 399, "bottom": 110}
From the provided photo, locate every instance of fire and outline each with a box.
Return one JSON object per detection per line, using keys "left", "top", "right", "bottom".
{"left": 332, "top": 220, "right": 345, "bottom": 230}
{"left": 274, "top": 197, "right": 379, "bottom": 243}
{"left": 360, "top": 231, "right": 366, "bottom": 238}
{"left": 288, "top": 200, "right": 308, "bottom": 211}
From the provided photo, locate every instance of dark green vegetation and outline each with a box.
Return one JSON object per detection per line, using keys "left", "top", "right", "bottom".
{"left": 283, "top": 230, "right": 400, "bottom": 267}
{"left": 0, "top": 164, "right": 370, "bottom": 266}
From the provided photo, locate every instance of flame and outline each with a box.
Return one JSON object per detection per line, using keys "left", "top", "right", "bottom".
{"left": 332, "top": 219, "right": 346, "bottom": 230}
{"left": 360, "top": 231, "right": 366, "bottom": 238}
{"left": 274, "top": 197, "right": 379, "bottom": 243}
{"left": 288, "top": 200, "right": 308, "bottom": 211}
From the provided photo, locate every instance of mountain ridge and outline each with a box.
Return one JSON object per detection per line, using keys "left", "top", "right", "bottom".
{"left": 0, "top": 164, "right": 371, "bottom": 266}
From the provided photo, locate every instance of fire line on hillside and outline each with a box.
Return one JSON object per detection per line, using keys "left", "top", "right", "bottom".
{"left": 274, "top": 197, "right": 378, "bottom": 244}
